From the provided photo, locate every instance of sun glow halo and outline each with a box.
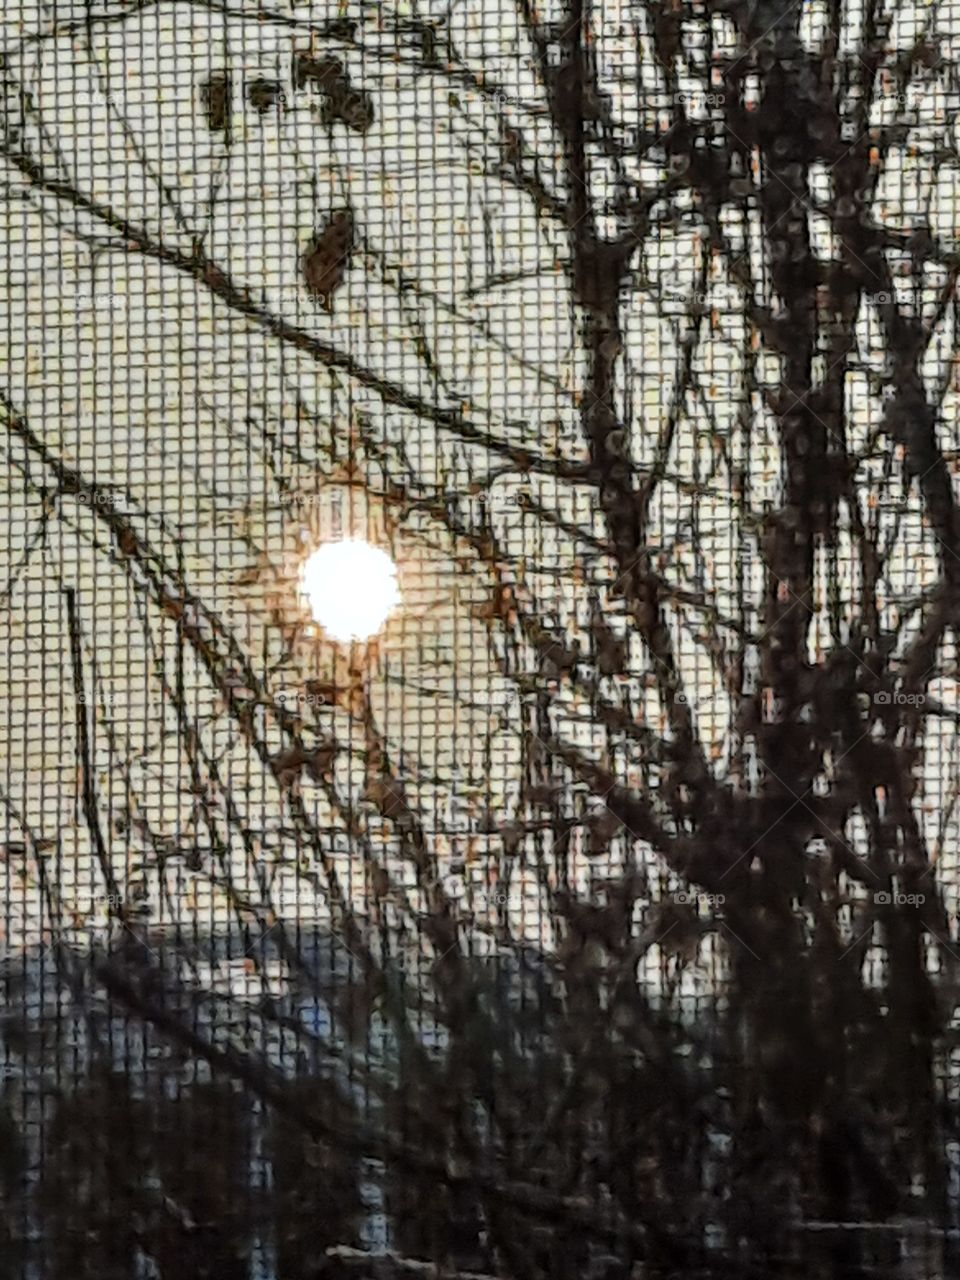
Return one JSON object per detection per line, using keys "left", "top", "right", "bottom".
{"left": 300, "top": 539, "right": 400, "bottom": 642}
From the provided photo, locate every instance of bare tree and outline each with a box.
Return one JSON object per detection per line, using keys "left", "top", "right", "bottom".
{"left": 2, "top": 1, "right": 960, "bottom": 1276}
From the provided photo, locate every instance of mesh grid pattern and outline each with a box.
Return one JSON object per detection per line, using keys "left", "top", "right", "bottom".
{"left": 2, "top": 2, "right": 960, "bottom": 1277}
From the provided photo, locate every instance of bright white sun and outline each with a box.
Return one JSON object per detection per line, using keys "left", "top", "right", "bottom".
{"left": 300, "top": 539, "right": 400, "bottom": 642}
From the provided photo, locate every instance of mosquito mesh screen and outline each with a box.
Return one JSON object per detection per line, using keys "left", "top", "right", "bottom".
{"left": 1, "top": 2, "right": 960, "bottom": 1277}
